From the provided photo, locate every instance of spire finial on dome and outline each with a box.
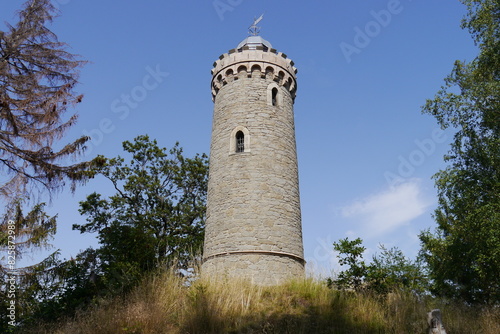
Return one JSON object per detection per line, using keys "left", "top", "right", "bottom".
{"left": 249, "top": 13, "right": 264, "bottom": 36}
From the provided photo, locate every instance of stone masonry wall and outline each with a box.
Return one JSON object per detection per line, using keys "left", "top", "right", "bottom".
{"left": 203, "top": 253, "right": 304, "bottom": 286}
{"left": 202, "top": 48, "right": 304, "bottom": 285}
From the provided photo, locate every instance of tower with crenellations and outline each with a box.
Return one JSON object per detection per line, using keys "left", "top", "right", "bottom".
{"left": 202, "top": 20, "right": 304, "bottom": 285}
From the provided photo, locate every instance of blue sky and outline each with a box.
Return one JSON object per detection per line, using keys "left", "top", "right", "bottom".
{"left": 2, "top": 0, "right": 478, "bottom": 276}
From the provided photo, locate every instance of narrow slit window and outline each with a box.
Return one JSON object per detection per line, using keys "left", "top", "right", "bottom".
{"left": 272, "top": 87, "right": 278, "bottom": 106}
{"left": 236, "top": 131, "right": 244, "bottom": 153}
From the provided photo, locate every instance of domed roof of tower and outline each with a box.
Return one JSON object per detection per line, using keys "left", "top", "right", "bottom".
{"left": 237, "top": 35, "right": 272, "bottom": 51}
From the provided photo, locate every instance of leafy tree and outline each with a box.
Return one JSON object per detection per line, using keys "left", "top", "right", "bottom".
{"left": 74, "top": 135, "right": 208, "bottom": 293}
{"left": 0, "top": 136, "right": 208, "bottom": 329}
{"left": 0, "top": 0, "right": 92, "bottom": 202}
{"left": 419, "top": 0, "right": 500, "bottom": 305}
{"left": 329, "top": 237, "right": 367, "bottom": 290}
{"left": 329, "top": 238, "right": 427, "bottom": 295}
{"left": 366, "top": 245, "right": 428, "bottom": 295}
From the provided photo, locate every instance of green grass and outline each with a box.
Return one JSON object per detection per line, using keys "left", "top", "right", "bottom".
{"left": 25, "top": 268, "right": 500, "bottom": 334}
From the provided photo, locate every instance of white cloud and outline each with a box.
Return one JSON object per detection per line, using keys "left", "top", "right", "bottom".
{"left": 338, "top": 179, "right": 432, "bottom": 239}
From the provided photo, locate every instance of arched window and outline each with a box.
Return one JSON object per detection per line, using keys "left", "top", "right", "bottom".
{"left": 251, "top": 64, "right": 262, "bottom": 78}
{"left": 265, "top": 66, "right": 274, "bottom": 80}
{"left": 272, "top": 87, "right": 278, "bottom": 106}
{"left": 235, "top": 131, "right": 244, "bottom": 153}
{"left": 278, "top": 71, "right": 285, "bottom": 82}
{"left": 267, "top": 83, "right": 281, "bottom": 107}
{"left": 230, "top": 126, "right": 250, "bottom": 154}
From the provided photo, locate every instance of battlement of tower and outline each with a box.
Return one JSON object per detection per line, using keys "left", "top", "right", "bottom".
{"left": 211, "top": 46, "right": 298, "bottom": 101}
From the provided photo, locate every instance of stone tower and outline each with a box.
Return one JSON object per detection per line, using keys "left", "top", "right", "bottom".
{"left": 202, "top": 28, "right": 304, "bottom": 285}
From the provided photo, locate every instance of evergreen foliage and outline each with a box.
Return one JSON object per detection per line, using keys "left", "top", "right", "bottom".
{"left": 0, "top": 0, "right": 94, "bottom": 202}
{"left": 0, "top": 202, "right": 61, "bottom": 332}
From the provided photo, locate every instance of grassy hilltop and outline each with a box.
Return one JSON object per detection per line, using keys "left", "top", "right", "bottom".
{"left": 28, "top": 267, "right": 499, "bottom": 334}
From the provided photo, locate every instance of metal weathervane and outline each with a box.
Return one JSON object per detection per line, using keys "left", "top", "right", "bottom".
{"left": 248, "top": 14, "right": 264, "bottom": 36}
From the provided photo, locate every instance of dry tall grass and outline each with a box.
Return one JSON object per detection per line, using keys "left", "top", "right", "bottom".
{"left": 28, "top": 267, "right": 500, "bottom": 334}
